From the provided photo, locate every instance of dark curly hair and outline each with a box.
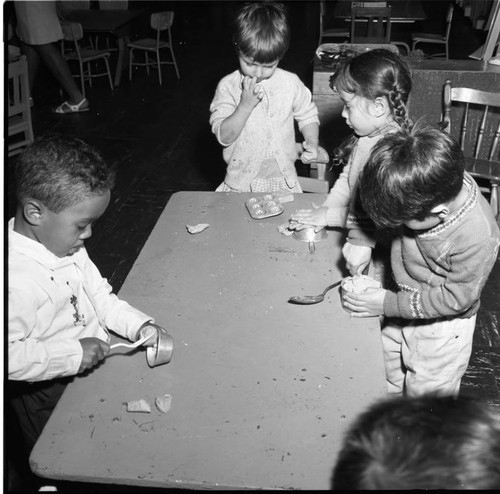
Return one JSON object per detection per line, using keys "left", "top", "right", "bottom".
{"left": 359, "top": 124, "right": 464, "bottom": 229}
{"left": 15, "top": 134, "right": 115, "bottom": 213}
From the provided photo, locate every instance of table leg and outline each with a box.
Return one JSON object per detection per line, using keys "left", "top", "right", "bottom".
{"left": 114, "top": 36, "right": 130, "bottom": 87}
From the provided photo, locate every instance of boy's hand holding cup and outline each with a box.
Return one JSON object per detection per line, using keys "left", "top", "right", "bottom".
{"left": 135, "top": 322, "right": 168, "bottom": 347}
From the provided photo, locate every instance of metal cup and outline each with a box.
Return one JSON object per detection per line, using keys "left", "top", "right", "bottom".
{"left": 292, "top": 226, "right": 327, "bottom": 243}
{"left": 146, "top": 330, "right": 174, "bottom": 367}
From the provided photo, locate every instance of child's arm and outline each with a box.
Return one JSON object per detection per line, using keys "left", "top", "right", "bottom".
{"left": 290, "top": 159, "right": 352, "bottom": 229}
{"left": 79, "top": 253, "right": 154, "bottom": 342}
{"left": 216, "top": 76, "right": 263, "bottom": 145}
{"left": 299, "top": 122, "right": 319, "bottom": 163}
{"left": 350, "top": 229, "right": 500, "bottom": 319}
{"left": 383, "top": 235, "right": 499, "bottom": 320}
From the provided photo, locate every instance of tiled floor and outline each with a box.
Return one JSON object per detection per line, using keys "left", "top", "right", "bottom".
{"left": 5, "top": 1, "right": 500, "bottom": 491}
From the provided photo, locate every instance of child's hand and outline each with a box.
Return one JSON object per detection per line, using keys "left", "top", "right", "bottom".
{"left": 342, "top": 287, "right": 386, "bottom": 317}
{"left": 78, "top": 337, "right": 110, "bottom": 373}
{"left": 342, "top": 243, "right": 372, "bottom": 276}
{"left": 300, "top": 140, "right": 319, "bottom": 164}
{"left": 135, "top": 322, "right": 167, "bottom": 347}
{"left": 240, "top": 76, "right": 264, "bottom": 110}
{"left": 290, "top": 206, "right": 328, "bottom": 229}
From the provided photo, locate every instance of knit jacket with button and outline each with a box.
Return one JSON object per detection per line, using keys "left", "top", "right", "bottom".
{"left": 210, "top": 68, "right": 319, "bottom": 191}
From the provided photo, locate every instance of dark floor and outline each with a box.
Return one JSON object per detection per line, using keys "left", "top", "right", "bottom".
{"left": 5, "top": 1, "right": 500, "bottom": 492}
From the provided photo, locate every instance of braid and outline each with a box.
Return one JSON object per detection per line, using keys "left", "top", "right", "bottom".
{"left": 389, "top": 86, "right": 412, "bottom": 131}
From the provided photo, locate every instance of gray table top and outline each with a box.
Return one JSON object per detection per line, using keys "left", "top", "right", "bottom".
{"left": 30, "top": 191, "right": 386, "bottom": 490}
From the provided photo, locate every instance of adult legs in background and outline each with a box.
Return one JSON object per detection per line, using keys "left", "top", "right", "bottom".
{"left": 20, "top": 40, "right": 87, "bottom": 107}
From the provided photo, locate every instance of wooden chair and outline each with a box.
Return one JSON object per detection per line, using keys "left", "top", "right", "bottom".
{"left": 350, "top": 6, "right": 391, "bottom": 44}
{"left": 319, "top": 0, "right": 350, "bottom": 46}
{"left": 296, "top": 144, "right": 332, "bottom": 194}
{"left": 8, "top": 55, "right": 34, "bottom": 157}
{"left": 412, "top": 2, "right": 454, "bottom": 59}
{"left": 128, "top": 11, "right": 180, "bottom": 85}
{"left": 442, "top": 79, "right": 500, "bottom": 218}
{"left": 61, "top": 21, "right": 114, "bottom": 97}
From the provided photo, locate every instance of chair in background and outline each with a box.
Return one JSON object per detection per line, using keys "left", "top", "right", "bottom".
{"left": 8, "top": 55, "right": 34, "bottom": 157}
{"left": 412, "top": 2, "right": 454, "bottom": 59}
{"left": 128, "top": 11, "right": 180, "bottom": 85}
{"left": 350, "top": 6, "right": 392, "bottom": 44}
{"left": 319, "top": 0, "right": 350, "bottom": 46}
{"left": 61, "top": 22, "right": 113, "bottom": 97}
{"left": 442, "top": 79, "right": 500, "bottom": 218}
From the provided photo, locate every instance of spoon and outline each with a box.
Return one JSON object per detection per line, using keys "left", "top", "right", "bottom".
{"left": 109, "top": 334, "right": 152, "bottom": 351}
{"left": 288, "top": 280, "right": 342, "bottom": 305}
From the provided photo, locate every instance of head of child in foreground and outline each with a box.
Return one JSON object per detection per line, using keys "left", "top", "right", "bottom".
{"left": 329, "top": 49, "right": 412, "bottom": 136}
{"left": 332, "top": 394, "right": 500, "bottom": 489}
{"left": 15, "top": 134, "right": 115, "bottom": 258}
{"left": 233, "top": 1, "right": 290, "bottom": 83}
{"left": 359, "top": 125, "right": 464, "bottom": 230}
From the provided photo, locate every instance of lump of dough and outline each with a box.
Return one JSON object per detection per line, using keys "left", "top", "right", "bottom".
{"left": 126, "top": 399, "right": 151, "bottom": 413}
{"left": 155, "top": 394, "right": 172, "bottom": 413}
{"left": 186, "top": 223, "right": 209, "bottom": 234}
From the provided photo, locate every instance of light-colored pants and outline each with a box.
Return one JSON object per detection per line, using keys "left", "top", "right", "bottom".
{"left": 381, "top": 314, "right": 477, "bottom": 397}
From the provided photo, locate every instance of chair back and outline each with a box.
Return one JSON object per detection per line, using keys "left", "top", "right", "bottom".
{"left": 442, "top": 79, "right": 500, "bottom": 217}
{"left": 442, "top": 79, "right": 500, "bottom": 161}
{"left": 61, "top": 22, "right": 84, "bottom": 59}
{"left": 62, "top": 21, "right": 84, "bottom": 41}
{"left": 8, "top": 56, "right": 30, "bottom": 118}
{"left": 8, "top": 55, "right": 34, "bottom": 155}
{"left": 443, "top": 3, "right": 454, "bottom": 41}
{"left": 151, "top": 11, "right": 174, "bottom": 31}
{"left": 351, "top": 6, "right": 392, "bottom": 44}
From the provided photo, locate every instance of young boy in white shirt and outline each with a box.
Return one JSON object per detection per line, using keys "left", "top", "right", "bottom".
{"left": 8, "top": 134, "right": 167, "bottom": 453}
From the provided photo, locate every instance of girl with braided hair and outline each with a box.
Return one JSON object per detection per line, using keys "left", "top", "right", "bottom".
{"left": 290, "top": 48, "right": 412, "bottom": 277}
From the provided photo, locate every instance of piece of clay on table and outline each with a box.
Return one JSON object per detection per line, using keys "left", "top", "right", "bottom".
{"left": 125, "top": 399, "right": 151, "bottom": 413}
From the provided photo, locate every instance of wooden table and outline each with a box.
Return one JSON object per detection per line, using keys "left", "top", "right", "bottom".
{"left": 30, "top": 192, "right": 386, "bottom": 490}
{"left": 66, "top": 9, "right": 144, "bottom": 87}
{"left": 334, "top": 0, "right": 426, "bottom": 23}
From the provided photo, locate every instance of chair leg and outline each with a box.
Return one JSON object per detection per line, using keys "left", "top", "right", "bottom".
{"left": 170, "top": 47, "right": 180, "bottom": 79}
{"left": 79, "top": 62, "right": 86, "bottom": 98}
{"left": 87, "top": 62, "right": 93, "bottom": 87}
{"left": 129, "top": 48, "right": 133, "bottom": 81}
{"left": 145, "top": 52, "right": 150, "bottom": 76}
{"left": 156, "top": 51, "right": 162, "bottom": 85}
{"left": 104, "top": 58, "right": 114, "bottom": 92}
{"left": 491, "top": 183, "right": 499, "bottom": 218}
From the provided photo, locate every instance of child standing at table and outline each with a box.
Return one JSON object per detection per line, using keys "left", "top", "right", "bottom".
{"left": 209, "top": 1, "right": 320, "bottom": 193}
{"left": 8, "top": 135, "right": 168, "bottom": 454}
{"left": 290, "top": 48, "right": 412, "bottom": 276}
{"left": 344, "top": 125, "right": 500, "bottom": 397}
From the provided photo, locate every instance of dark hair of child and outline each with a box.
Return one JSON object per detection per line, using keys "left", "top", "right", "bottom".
{"left": 332, "top": 394, "right": 500, "bottom": 490}
{"left": 15, "top": 134, "right": 115, "bottom": 214}
{"left": 359, "top": 125, "right": 464, "bottom": 228}
{"left": 233, "top": 1, "right": 290, "bottom": 64}
{"left": 329, "top": 48, "right": 412, "bottom": 165}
